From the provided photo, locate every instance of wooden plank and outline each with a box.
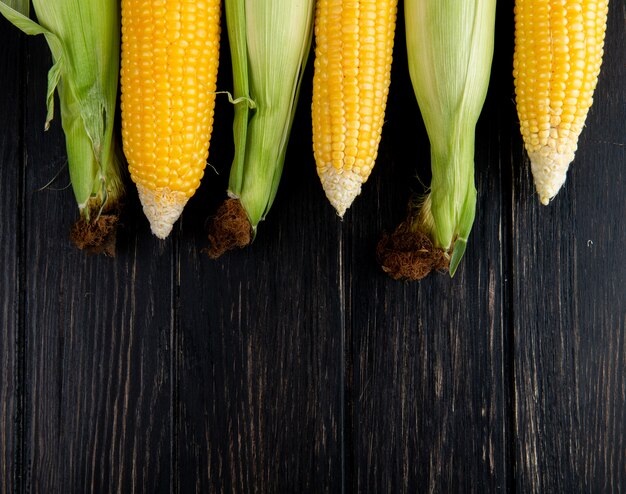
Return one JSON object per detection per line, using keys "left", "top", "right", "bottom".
{"left": 21, "top": 37, "right": 173, "bottom": 492}
{"left": 346, "top": 11, "right": 509, "bottom": 492}
{"left": 176, "top": 60, "right": 344, "bottom": 492}
{"left": 512, "top": 5, "right": 626, "bottom": 492}
{"left": 0, "top": 17, "right": 23, "bottom": 494}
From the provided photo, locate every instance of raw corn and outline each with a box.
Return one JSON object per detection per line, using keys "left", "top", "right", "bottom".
{"left": 121, "top": 0, "right": 221, "bottom": 238}
{"left": 0, "top": 0, "right": 124, "bottom": 252}
{"left": 206, "top": 0, "right": 315, "bottom": 257}
{"left": 377, "top": 0, "right": 497, "bottom": 280}
{"left": 513, "top": 0, "right": 609, "bottom": 205}
{"left": 312, "top": 0, "right": 398, "bottom": 217}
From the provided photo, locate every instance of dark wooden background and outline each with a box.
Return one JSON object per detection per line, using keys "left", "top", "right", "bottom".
{"left": 1, "top": 2, "right": 624, "bottom": 493}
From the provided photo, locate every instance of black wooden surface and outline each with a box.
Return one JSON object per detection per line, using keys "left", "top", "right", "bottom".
{"left": 1, "top": 2, "right": 624, "bottom": 493}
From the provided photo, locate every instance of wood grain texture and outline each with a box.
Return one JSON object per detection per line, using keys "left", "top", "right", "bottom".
{"left": 0, "top": 17, "right": 23, "bottom": 494}
{"left": 176, "top": 58, "right": 344, "bottom": 493}
{"left": 344, "top": 11, "right": 510, "bottom": 491}
{"left": 21, "top": 37, "right": 173, "bottom": 493}
{"left": 0, "top": 3, "right": 623, "bottom": 493}
{"left": 511, "top": 4, "right": 626, "bottom": 492}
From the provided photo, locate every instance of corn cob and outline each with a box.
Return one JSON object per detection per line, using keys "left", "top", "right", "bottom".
{"left": 513, "top": 0, "right": 609, "bottom": 205}
{"left": 377, "top": 0, "right": 496, "bottom": 280}
{"left": 312, "top": 0, "right": 398, "bottom": 217}
{"left": 121, "top": 0, "right": 221, "bottom": 238}
{"left": 0, "top": 0, "right": 124, "bottom": 254}
{"left": 207, "top": 0, "right": 314, "bottom": 257}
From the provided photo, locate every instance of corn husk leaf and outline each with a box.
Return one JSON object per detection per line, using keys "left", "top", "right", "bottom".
{"left": 3, "top": 0, "right": 27, "bottom": 15}
{"left": 405, "top": 0, "right": 496, "bottom": 276}
{"left": 226, "top": 0, "right": 315, "bottom": 230}
{"left": 224, "top": 0, "right": 250, "bottom": 201}
{"left": 0, "top": 0, "right": 123, "bottom": 224}
{"left": 207, "top": 0, "right": 314, "bottom": 258}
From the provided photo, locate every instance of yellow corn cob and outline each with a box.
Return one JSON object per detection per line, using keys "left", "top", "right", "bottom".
{"left": 312, "top": 0, "right": 398, "bottom": 217}
{"left": 121, "top": 0, "right": 221, "bottom": 238}
{"left": 513, "top": 0, "right": 608, "bottom": 205}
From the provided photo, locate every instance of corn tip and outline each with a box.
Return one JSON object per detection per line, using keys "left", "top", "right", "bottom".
{"left": 136, "top": 184, "right": 188, "bottom": 239}
{"left": 319, "top": 168, "right": 363, "bottom": 218}
{"left": 528, "top": 149, "right": 574, "bottom": 206}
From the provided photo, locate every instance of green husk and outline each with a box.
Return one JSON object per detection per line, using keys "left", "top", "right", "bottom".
{"left": 3, "top": 0, "right": 27, "bottom": 16}
{"left": 378, "top": 0, "right": 496, "bottom": 279}
{"left": 0, "top": 0, "right": 123, "bottom": 251}
{"left": 207, "top": 0, "right": 314, "bottom": 257}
